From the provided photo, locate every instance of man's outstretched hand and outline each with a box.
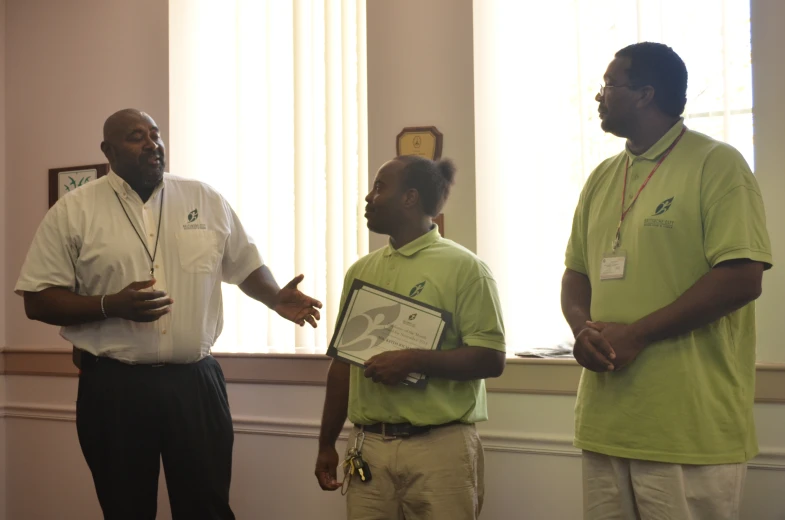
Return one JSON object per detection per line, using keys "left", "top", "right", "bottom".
{"left": 274, "top": 274, "right": 323, "bottom": 327}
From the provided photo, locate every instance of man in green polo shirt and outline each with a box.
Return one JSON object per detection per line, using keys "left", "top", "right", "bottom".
{"left": 562, "top": 42, "right": 773, "bottom": 520}
{"left": 314, "top": 155, "right": 506, "bottom": 519}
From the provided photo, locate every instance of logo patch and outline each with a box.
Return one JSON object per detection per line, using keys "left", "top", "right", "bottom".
{"left": 653, "top": 197, "right": 674, "bottom": 216}
{"left": 409, "top": 281, "right": 426, "bottom": 298}
{"left": 644, "top": 197, "right": 675, "bottom": 228}
{"left": 182, "top": 208, "right": 207, "bottom": 230}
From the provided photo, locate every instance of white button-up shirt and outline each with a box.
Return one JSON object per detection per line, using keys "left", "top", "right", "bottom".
{"left": 16, "top": 171, "right": 263, "bottom": 364}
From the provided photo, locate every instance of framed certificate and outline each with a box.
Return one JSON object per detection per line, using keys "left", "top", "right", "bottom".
{"left": 48, "top": 163, "right": 109, "bottom": 207}
{"left": 327, "top": 280, "right": 452, "bottom": 388}
{"left": 396, "top": 126, "right": 443, "bottom": 160}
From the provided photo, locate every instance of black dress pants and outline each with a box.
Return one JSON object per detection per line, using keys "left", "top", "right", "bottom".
{"left": 76, "top": 353, "right": 235, "bottom": 520}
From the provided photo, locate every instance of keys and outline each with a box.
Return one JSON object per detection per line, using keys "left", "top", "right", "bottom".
{"left": 341, "top": 431, "right": 373, "bottom": 489}
{"left": 352, "top": 454, "right": 372, "bottom": 483}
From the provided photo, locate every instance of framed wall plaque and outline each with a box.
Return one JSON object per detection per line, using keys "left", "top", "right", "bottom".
{"left": 48, "top": 163, "right": 109, "bottom": 207}
{"left": 396, "top": 126, "right": 443, "bottom": 160}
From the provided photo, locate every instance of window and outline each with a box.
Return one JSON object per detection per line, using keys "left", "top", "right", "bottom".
{"left": 169, "top": 0, "right": 369, "bottom": 353}
{"left": 473, "top": 0, "right": 753, "bottom": 353}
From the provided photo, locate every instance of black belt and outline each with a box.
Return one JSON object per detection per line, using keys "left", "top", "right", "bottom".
{"left": 355, "top": 420, "right": 463, "bottom": 438}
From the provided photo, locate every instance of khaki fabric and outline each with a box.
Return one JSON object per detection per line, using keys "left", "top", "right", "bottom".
{"left": 345, "top": 424, "right": 484, "bottom": 520}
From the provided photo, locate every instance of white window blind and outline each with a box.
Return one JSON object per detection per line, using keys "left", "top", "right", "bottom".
{"left": 473, "top": 0, "right": 753, "bottom": 353}
{"left": 169, "top": 0, "right": 369, "bottom": 353}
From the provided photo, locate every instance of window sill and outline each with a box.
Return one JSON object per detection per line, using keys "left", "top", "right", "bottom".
{"left": 1, "top": 348, "right": 783, "bottom": 403}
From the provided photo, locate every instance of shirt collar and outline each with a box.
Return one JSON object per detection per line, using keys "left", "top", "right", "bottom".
{"left": 107, "top": 170, "right": 165, "bottom": 202}
{"left": 383, "top": 226, "right": 441, "bottom": 257}
{"left": 625, "top": 118, "right": 686, "bottom": 162}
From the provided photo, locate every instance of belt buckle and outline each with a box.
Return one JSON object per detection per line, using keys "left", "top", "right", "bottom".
{"left": 151, "top": 362, "right": 165, "bottom": 368}
{"left": 381, "top": 423, "right": 409, "bottom": 440}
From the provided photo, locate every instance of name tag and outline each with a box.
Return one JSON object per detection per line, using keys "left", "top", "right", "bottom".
{"left": 600, "top": 251, "right": 627, "bottom": 280}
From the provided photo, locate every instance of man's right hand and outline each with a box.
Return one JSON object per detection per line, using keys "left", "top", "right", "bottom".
{"left": 104, "top": 279, "right": 173, "bottom": 322}
{"left": 573, "top": 326, "right": 615, "bottom": 372}
{"left": 315, "top": 446, "right": 342, "bottom": 491}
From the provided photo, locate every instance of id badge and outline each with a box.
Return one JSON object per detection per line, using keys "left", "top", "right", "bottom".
{"left": 600, "top": 250, "right": 627, "bottom": 280}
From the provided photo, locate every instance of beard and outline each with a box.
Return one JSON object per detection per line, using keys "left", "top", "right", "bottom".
{"left": 138, "top": 153, "right": 165, "bottom": 186}
{"left": 113, "top": 153, "right": 165, "bottom": 190}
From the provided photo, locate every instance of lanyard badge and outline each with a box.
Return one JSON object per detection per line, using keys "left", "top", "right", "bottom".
{"left": 602, "top": 127, "right": 686, "bottom": 281}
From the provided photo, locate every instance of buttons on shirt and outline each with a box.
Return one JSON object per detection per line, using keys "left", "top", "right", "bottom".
{"left": 162, "top": 329, "right": 168, "bottom": 335}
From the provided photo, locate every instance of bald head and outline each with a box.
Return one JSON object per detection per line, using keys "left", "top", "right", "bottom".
{"left": 103, "top": 109, "right": 152, "bottom": 142}
{"left": 100, "top": 109, "right": 166, "bottom": 199}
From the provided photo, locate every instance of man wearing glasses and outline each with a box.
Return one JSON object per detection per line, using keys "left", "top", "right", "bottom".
{"left": 561, "top": 42, "right": 772, "bottom": 519}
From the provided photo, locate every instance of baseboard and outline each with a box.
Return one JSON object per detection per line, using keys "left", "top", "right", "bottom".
{"left": 2, "top": 404, "right": 783, "bottom": 470}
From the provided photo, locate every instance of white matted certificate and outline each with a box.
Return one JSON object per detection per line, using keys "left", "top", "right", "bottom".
{"left": 327, "top": 280, "right": 452, "bottom": 388}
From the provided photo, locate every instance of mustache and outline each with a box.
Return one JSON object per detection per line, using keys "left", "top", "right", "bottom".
{"left": 139, "top": 151, "right": 165, "bottom": 163}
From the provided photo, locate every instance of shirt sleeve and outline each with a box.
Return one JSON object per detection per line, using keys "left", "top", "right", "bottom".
{"left": 15, "top": 200, "right": 79, "bottom": 295}
{"left": 701, "top": 145, "right": 773, "bottom": 269}
{"left": 220, "top": 197, "right": 265, "bottom": 285}
{"left": 564, "top": 186, "right": 588, "bottom": 275}
{"left": 455, "top": 272, "right": 506, "bottom": 352}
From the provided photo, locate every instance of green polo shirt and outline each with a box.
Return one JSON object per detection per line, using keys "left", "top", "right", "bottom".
{"left": 565, "top": 119, "right": 773, "bottom": 464}
{"left": 337, "top": 227, "right": 505, "bottom": 426}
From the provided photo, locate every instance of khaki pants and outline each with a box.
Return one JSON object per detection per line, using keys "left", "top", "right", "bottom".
{"left": 345, "top": 423, "right": 484, "bottom": 520}
{"left": 583, "top": 450, "right": 747, "bottom": 520}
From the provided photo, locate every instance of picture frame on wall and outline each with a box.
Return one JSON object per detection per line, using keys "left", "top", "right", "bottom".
{"left": 48, "top": 163, "right": 109, "bottom": 207}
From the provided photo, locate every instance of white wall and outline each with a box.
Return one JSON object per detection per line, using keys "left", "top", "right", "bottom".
{"left": 3, "top": 375, "right": 784, "bottom": 519}
{"left": 751, "top": 0, "right": 785, "bottom": 364}
{"left": 366, "top": 0, "right": 477, "bottom": 252}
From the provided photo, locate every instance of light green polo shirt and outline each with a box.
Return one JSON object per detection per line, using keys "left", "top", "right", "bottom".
{"left": 565, "top": 119, "right": 773, "bottom": 465}
{"left": 337, "top": 227, "right": 506, "bottom": 426}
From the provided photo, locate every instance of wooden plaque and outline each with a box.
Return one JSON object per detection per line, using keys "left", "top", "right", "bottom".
{"left": 396, "top": 126, "right": 443, "bottom": 160}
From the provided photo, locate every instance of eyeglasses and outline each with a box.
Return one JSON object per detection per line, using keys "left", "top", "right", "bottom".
{"left": 598, "top": 83, "right": 636, "bottom": 96}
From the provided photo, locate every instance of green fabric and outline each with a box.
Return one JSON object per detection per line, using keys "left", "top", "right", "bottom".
{"left": 337, "top": 227, "right": 506, "bottom": 426}
{"left": 565, "top": 120, "right": 773, "bottom": 464}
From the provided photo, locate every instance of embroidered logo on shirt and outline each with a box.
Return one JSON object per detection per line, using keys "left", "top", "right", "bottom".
{"left": 644, "top": 197, "right": 675, "bottom": 228}
{"left": 653, "top": 197, "right": 674, "bottom": 216}
{"left": 183, "top": 208, "right": 207, "bottom": 230}
{"left": 409, "top": 281, "right": 426, "bottom": 297}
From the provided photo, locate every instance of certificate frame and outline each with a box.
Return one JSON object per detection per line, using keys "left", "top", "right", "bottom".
{"left": 327, "top": 279, "right": 452, "bottom": 388}
{"left": 396, "top": 126, "right": 443, "bottom": 160}
{"left": 48, "top": 163, "right": 109, "bottom": 207}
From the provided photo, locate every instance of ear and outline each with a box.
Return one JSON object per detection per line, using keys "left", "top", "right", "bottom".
{"left": 402, "top": 188, "right": 420, "bottom": 209}
{"left": 635, "top": 86, "right": 656, "bottom": 110}
{"left": 100, "top": 141, "right": 113, "bottom": 161}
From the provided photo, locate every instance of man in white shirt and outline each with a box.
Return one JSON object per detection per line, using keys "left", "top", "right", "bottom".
{"left": 15, "top": 109, "right": 322, "bottom": 520}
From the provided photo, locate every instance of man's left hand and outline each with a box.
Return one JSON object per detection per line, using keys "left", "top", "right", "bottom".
{"left": 586, "top": 321, "right": 647, "bottom": 371}
{"left": 274, "top": 274, "right": 323, "bottom": 327}
{"left": 364, "top": 350, "right": 419, "bottom": 385}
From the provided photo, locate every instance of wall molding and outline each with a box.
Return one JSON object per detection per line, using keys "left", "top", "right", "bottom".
{"left": 2, "top": 347, "right": 785, "bottom": 402}
{"left": 2, "top": 403, "right": 783, "bottom": 471}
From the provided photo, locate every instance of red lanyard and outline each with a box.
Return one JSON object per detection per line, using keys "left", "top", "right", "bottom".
{"left": 612, "top": 126, "right": 687, "bottom": 251}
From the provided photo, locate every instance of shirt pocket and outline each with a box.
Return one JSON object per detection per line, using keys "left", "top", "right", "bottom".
{"left": 175, "top": 230, "right": 222, "bottom": 273}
